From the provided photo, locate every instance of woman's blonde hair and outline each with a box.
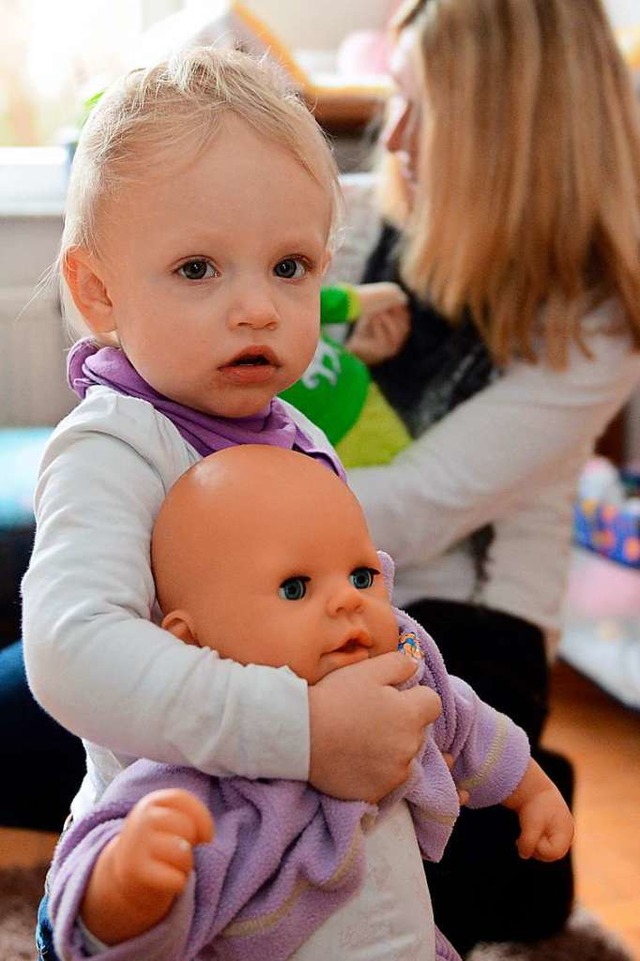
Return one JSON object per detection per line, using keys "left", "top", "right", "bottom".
{"left": 62, "top": 47, "right": 342, "bottom": 264}
{"left": 385, "top": 0, "right": 640, "bottom": 367}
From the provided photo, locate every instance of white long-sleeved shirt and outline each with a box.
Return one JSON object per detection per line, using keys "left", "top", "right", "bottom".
{"left": 21, "top": 388, "right": 331, "bottom": 817}
{"left": 23, "top": 387, "right": 438, "bottom": 958}
{"left": 349, "top": 301, "right": 640, "bottom": 637}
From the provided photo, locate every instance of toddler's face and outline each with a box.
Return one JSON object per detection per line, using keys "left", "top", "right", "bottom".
{"left": 89, "top": 116, "right": 332, "bottom": 418}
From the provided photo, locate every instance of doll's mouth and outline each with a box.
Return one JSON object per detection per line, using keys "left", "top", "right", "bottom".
{"left": 335, "top": 633, "right": 373, "bottom": 655}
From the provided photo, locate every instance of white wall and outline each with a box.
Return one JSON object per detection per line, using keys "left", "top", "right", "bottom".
{"left": 176, "top": 0, "right": 636, "bottom": 53}
{"left": 604, "top": 0, "right": 640, "bottom": 28}
{"left": 181, "top": 0, "right": 394, "bottom": 52}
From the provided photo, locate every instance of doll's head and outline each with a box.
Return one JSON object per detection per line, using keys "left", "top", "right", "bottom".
{"left": 60, "top": 48, "right": 342, "bottom": 419}
{"left": 151, "top": 446, "right": 399, "bottom": 684}
{"left": 380, "top": 0, "right": 640, "bottom": 366}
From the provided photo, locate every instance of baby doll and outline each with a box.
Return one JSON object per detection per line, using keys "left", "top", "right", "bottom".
{"left": 48, "top": 446, "right": 574, "bottom": 961}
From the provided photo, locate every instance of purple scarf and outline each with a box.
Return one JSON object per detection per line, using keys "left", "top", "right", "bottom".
{"left": 67, "top": 339, "right": 345, "bottom": 478}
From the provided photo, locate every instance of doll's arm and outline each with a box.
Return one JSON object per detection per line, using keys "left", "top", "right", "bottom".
{"left": 502, "top": 759, "right": 574, "bottom": 861}
{"left": 81, "top": 789, "right": 214, "bottom": 945}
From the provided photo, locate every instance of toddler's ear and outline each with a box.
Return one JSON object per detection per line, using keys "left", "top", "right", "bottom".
{"left": 62, "top": 247, "right": 117, "bottom": 340}
{"left": 161, "top": 610, "right": 199, "bottom": 647}
{"left": 377, "top": 550, "right": 395, "bottom": 596}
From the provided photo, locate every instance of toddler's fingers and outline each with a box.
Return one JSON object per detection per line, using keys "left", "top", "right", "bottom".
{"left": 402, "top": 684, "right": 442, "bottom": 729}
{"left": 361, "top": 649, "right": 420, "bottom": 685}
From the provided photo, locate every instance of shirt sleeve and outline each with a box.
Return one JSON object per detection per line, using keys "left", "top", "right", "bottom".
{"left": 22, "top": 397, "right": 310, "bottom": 781}
{"left": 348, "top": 317, "right": 640, "bottom": 569}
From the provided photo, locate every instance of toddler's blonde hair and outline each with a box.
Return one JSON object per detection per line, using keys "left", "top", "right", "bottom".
{"left": 61, "top": 47, "right": 341, "bottom": 293}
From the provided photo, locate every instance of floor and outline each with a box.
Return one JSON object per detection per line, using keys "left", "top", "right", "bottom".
{"left": 543, "top": 659, "right": 640, "bottom": 958}
{"left": 1, "top": 659, "right": 639, "bottom": 957}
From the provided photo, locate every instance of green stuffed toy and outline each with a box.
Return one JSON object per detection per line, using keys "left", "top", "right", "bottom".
{"left": 280, "top": 284, "right": 411, "bottom": 468}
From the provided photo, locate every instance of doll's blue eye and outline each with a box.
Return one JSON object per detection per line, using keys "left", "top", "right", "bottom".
{"left": 349, "top": 567, "right": 378, "bottom": 590}
{"left": 279, "top": 576, "right": 309, "bottom": 600}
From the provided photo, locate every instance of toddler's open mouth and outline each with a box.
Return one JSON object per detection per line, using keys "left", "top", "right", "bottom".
{"left": 219, "top": 347, "right": 280, "bottom": 384}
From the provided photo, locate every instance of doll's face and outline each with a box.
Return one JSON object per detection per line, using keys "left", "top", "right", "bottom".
{"left": 152, "top": 447, "right": 399, "bottom": 684}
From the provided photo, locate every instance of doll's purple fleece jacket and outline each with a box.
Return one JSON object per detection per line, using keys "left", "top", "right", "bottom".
{"left": 49, "top": 607, "right": 530, "bottom": 961}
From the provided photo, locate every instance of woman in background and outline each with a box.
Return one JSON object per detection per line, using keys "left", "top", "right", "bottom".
{"left": 347, "top": 0, "right": 640, "bottom": 953}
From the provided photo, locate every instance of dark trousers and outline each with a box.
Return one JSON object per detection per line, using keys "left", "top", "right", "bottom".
{"left": 406, "top": 599, "right": 575, "bottom": 956}
{"left": 0, "top": 641, "right": 82, "bottom": 959}
{"left": 0, "top": 640, "right": 85, "bottom": 831}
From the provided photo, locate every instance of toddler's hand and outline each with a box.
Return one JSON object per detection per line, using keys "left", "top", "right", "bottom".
{"left": 81, "top": 788, "right": 214, "bottom": 945}
{"left": 309, "top": 651, "right": 442, "bottom": 803}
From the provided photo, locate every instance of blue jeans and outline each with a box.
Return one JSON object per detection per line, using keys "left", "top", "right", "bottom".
{"left": 36, "top": 893, "right": 60, "bottom": 961}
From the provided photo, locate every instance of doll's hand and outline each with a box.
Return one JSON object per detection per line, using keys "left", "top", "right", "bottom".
{"left": 81, "top": 788, "right": 214, "bottom": 945}
{"left": 503, "top": 760, "right": 574, "bottom": 862}
{"left": 348, "top": 303, "right": 411, "bottom": 367}
{"left": 515, "top": 785, "right": 575, "bottom": 861}
{"left": 442, "top": 753, "right": 470, "bottom": 806}
{"left": 309, "top": 652, "right": 442, "bottom": 803}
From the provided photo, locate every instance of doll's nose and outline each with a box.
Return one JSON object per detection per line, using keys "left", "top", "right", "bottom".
{"left": 326, "top": 583, "right": 364, "bottom": 617}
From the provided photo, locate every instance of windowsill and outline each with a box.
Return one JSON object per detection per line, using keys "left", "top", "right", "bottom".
{"left": 0, "top": 147, "right": 68, "bottom": 217}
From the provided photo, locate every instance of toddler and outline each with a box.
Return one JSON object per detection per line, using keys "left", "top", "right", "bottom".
{"left": 48, "top": 446, "right": 574, "bottom": 961}
{"left": 21, "top": 48, "right": 438, "bottom": 958}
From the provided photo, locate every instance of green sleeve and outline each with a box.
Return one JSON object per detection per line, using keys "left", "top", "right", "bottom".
{"left": 280, "top": 334, "right": 370, "bottom": 446}
{"left": 320, "top": 285, "right": 361, "bottom": 326}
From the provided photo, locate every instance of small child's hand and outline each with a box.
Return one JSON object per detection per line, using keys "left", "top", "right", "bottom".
{"left": 355, "top": 282, "right": 408, "bottom": 317}
{"left": 309, "top": 651, "right": 442, "bottom": 803}
{"left": 81, "top": 788, "right": 214, "bottom": 945}
{"left": 348, "top": 283, "right": 410, "bottom": 367}
{"left": 503, "top": 760, "right": 574, "bottom": 863}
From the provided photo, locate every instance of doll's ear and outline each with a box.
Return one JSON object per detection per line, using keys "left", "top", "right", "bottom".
{"left": 377, "top": 550, "right": 395, "bottom": 596}
{"left": 161, "top": 610, "right": 200, "bottom": 647}
{"left": 62, "top": 247, "right": 117, "bottom": 341}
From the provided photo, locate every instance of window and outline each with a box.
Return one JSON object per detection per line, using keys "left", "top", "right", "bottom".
{"left": 0, "top": 0, "right": 636, "bottom": 149}
{"left": 0, "top": 0, "right": 175, "bottom": 147}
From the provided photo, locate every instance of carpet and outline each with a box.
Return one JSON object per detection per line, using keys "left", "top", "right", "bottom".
{"left": 0, "top": 863, "right": 635, "bottom": 961}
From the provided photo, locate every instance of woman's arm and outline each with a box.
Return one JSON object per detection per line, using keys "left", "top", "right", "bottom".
{"left": 348, "top": 317, "right": 640, "bottom": 568}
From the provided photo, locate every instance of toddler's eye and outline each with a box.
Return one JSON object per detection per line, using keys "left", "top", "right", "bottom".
{"left": 279, "top": 576, "right": 310, "bottom": 600}
{"left": 349, "top": 567, "right": 378, "bottom": 590}
{"left": 274, "top": 258, "right": 306, "bottom": 280}
{"left": 178, "top": 259, "right": 216, "bottom": 281}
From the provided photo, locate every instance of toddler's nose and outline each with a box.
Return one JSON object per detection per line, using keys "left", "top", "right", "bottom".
{"left": 227, "top": 282, "right": 278, "bottom": 331}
